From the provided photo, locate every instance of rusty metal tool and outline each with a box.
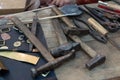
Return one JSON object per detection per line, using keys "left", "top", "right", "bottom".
{"left": 88, "top": 18, "right": 120, "bottom": 51}
{"left": 60, "top": 4, "right": 107, "bottom": 43}
{"left": 51, "top": 18, "right": 80, "bottom": 58}
{"left": 84, "top": 5, "right": 120, "bottom": 32}
{"left": 51, "top": 6, "right": 106, "bottom": 70}
{"left": 51, "top": 42, "right": 80, "bottom": 58}
{"left": 9, "top": 16, "right": 77, "bottom": 77}
{"left": 81, "top": 6, "right": 120, "bottom": 50}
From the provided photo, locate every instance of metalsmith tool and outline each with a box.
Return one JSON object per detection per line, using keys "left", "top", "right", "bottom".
{"left": 51, "top": 42, "right": 80, "bottom": 58}
{"left": 88, "top": 18, "right": 120, "bottom": 51}
{"left": 51, "top": 18, "right": 80, "bottom": 58}
{"left": 81, "top": 6, "right": 120, "bottom": 50}
{"left": 9, "top": 16, "right": 78, "bottom": 77}
{"left": 60, "top": 4, "right": 107, "bottom": 43}
{"left": 51, "top": 6, "right": 106, "bottom": 70}
{"left": 84, "top": 5, "right": 120, "bottom": 32}
{"left": 72, "top": 17, "right": 107, "bottom": 43}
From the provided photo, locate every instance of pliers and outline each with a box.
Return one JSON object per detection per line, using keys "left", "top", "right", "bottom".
{"left": 71, "top": 16, "right": 107, "bottom": 43}
{"left": 84, "top": 5, "right": 120, "bottom": 32}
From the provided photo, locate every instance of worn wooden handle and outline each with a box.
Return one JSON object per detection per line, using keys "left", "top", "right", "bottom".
{"left": 52, "top": 6, "right": 98, "bottom": 57}
{"left": 88, "top": 18, "right": 108, "bottom": 35}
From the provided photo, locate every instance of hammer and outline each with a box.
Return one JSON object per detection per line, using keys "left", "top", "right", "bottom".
{"left": 51, "top": 6, "right": 106, "bottom": 70}
{"left": 9, "top": 16, "right": 80, "bottom": 77}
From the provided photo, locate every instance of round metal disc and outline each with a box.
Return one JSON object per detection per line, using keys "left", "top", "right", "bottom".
{"left": 26, "top": 39, "right": 31, "bottom": 44}
{"left": 1, "top": 33, "right": 11, "bottom": 40}
{"left": 18, "top": 35, "right": 24, "bottom": 40}
{"left": 13, "top": 41, "right": 22, "bottom": 47}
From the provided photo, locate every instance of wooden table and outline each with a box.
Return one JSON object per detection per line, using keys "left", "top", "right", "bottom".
{"left": 4, "top": 1, "right": 120, "bottom": 80}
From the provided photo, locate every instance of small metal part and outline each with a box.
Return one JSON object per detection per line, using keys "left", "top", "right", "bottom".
{"left": 1, "top": 33, "right": 11, "bottom": 40}
{"left": 86, "top": 54, "right": 106, "bottom": 70}
{"left": 0, "top": 46, "right": 8, "bottom": 49}
{"left": 32, "top": 49, "right": 39, "bottom": 52}
{"left": 13, "top": 26, "right": 19, "bottom": 30}
{"left": 41, "top": 71, "right": 50, "bottom": 77}
{"left": 13, "top": 41, "right": 22, "bottom": 47}
{"left": 26, "top": 39, "right": 31, "bottom": 44}
{"left": 18, "top": 30, "right": 23, "bottom": 33}
{"left": 51, "top": 42, "right": 80, "bottom": 58}
{"left": 18, "top": 35, "right": 25, "bottom": 41}
{"left": 0, "top": 40, "right": 5, "bottom": 46}
{"left": 0, "top": 28, "right": 11, "bottom": 33}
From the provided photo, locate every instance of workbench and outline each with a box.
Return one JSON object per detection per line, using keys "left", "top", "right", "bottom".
{"left": 4, "top": 1, "right": 120, "bottom": 80}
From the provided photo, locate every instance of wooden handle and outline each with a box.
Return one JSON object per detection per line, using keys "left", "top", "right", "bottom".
{"left": 88, "top": 18, "right": 108, "bottom": 35}
{"left": 108, "top": 3, "right": 120, "bottom": 10}
{"left": 52, "top": 19, "right": 68, "bottom": 45}
{"left": 52, "top": 6, "right": 98, "bottom": 57}
{"left": 10, "top": 16, "right": 55, "bottom": 62}
{"left": 70, "top": 35, "right": 97, "bottom": 57}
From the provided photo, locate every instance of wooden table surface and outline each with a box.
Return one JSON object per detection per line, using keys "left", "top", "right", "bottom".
{"left": 4, "top": 1, "right": 120, "bottom": 80}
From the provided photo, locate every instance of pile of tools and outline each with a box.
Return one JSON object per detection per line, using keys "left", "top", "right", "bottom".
{"left": 0, "top": 0, "right": 120, "bottom": 79}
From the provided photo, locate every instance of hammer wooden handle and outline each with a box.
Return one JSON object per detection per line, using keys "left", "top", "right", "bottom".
{"left": 70, "top": 35, "right": 97, "bottom": 57}
{"left": 10, "top": 16, "right": 55, "bottom": 62}
{"left": 52, "top": 6, "right": 97, "bottom": 58}
{"left": 88, "top": 18, "right": 108, "bottom": 35}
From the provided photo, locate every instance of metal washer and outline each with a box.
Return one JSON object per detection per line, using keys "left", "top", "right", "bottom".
{"left": 13, "top": 41, "right": 22, "bottom": 47}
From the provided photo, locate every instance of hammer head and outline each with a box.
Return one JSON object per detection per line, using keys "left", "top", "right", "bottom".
{"left": 65, "top": 27, "right": 89, "bottom": 36}
{"left": 86, "top": 54, "right": 106, "bottom": 70}
{"left": 51, "top": 42, "right": 80, "bottom": 58}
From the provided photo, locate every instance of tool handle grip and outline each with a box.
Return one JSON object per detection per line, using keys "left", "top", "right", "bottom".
{"left": 88, "top": 18, "right": 108, "bottom": 35}
{"left": 107, "top": 3, "right": 120, "bottom": 11}
{"left": 70, "top": 35, "right": 96, "bottom": 57}
{"left": 51, "top": 6, "right": 75, "bottom": 28}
